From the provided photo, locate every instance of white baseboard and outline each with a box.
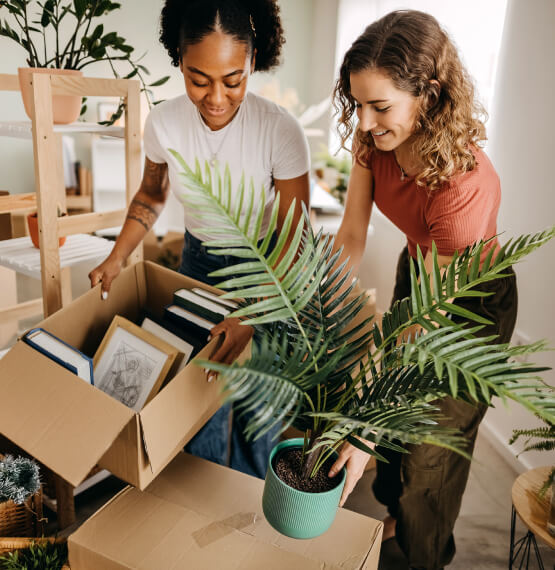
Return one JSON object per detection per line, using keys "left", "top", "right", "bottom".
{"left": 480, "top": 418, "right": 528, "bottom": 475}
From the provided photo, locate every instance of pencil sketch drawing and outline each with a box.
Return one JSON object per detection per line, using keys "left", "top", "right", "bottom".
{"left": 97, "top": 341, "right": 156, "bottom": 408}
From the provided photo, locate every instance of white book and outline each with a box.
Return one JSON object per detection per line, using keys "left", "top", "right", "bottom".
{"left": 141, "top": 318, "right": 194, "bottom": 373}
{"left": 174, "top": 288, "right": 230, "bottom": 318}
{"left": 166, "top": 305, "right": 214, "bottom": 331}
{"left": 23, "top": 328, "right": 93, "bottom": 384}
{"left": 191, "top": 287, "right": 238, "bottom": 310}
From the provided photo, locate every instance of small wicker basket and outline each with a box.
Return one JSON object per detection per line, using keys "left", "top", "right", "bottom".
{"left": 0, "top": 453, "right": 44, "bottom": 553}
{"left": 0, "top": 535, "right": 64, "bottom": 556}
{"left": 0, "top": 489, "right": 43, "bottom": 538}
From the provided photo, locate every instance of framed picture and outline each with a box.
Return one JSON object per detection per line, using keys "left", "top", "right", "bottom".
{"left": 93, "top": 315, "right": 178, "bottom": 411}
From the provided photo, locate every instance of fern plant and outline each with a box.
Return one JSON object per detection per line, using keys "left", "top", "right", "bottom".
{"left": 171, "top": 150, "right": 555, "bottom": 480}
{"left": 0, "top": 541, "right": 67, "bottom": 570}
{"left": 510, "top": 417, "right": 555, "bottom": 497}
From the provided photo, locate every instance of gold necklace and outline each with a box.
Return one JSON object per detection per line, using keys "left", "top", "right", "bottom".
{"left": 197, "top": 109, "right": 233, "bottom": 167}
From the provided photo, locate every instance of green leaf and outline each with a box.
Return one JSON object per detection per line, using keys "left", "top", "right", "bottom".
{"left": 74, "top": 0, "right": 87, "bottom": 19}
{"left": 148, "top": 75, "right": 170, "bottom": 87}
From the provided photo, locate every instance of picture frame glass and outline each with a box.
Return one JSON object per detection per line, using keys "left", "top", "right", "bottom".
{"left": 94, "top": 326, "right": 170, "bottom": 411}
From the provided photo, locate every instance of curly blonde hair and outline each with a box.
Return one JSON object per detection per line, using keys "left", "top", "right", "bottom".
{"left": 333, "top": 10, "right": 487, "bottom": 191}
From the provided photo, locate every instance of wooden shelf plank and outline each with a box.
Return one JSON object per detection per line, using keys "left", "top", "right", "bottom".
{"left": 66, "top": 195, "right": 92, "bottom": 210}
{"left": 0, "top": 297, "right": 43, "bottom": 321}
{"left": 58, "top": 209, "right": 126, "bottom": 236}
{"left": 0, "top": 121, "right": 125, "bottom": 140}
{"left": 0, "top": 193, "right": 36, "bottom": 214}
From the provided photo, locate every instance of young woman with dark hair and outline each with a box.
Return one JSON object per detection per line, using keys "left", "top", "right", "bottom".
{"left": 328, "top": 10, "right": 517, "bottom": 569}
{"left": 89, "top": 0, "right": 310, "bottom": 479}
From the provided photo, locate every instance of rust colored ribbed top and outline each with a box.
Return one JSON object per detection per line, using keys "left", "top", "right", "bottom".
{"left": 368, "top": 148, "right": 500, "bottom": 260}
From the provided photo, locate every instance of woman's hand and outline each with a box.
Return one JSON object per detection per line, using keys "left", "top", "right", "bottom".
{"left": 88, "top": 253, "right": 124, "bottom": 299}
{"left": 207, "top": 317, "right": 254, "bottom": 379}
{"left": 328, "top": 441, "right": 373, "bottom": 507}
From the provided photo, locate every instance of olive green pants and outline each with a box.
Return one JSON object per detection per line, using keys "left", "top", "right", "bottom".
{"left": 373, "top": 246, "right": 518, "bottom": 569}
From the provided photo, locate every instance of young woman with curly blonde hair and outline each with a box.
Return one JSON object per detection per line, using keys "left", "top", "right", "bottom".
{"left": 329, "top": 10, "right": 517, "bottom": 569}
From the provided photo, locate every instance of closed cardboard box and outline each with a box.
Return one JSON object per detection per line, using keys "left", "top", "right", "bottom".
{"left": 69, "top": 452, "right": 383, "bottom": 569}
{"left": 0, "top": 261, "right": 224, "bottom": 489}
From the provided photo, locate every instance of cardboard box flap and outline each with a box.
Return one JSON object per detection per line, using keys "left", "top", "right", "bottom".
{"left": 139, "top": 342, "right": 222, "bottom": 474}
{"left": 0, "top": 342, "right": 134, "bottom": 486}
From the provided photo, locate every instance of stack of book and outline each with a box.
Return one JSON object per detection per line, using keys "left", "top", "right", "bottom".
{"left": 163, "top": 287, "right": 237, "bottom": 349}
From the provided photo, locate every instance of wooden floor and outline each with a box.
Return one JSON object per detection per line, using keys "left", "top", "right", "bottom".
{"left": 345, "top": 433, "right": 555, "bottom": 569}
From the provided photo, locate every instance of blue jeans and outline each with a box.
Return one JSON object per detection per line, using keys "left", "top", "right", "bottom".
{"left": 179, "top": 230, "right": 279, "bottom": 479}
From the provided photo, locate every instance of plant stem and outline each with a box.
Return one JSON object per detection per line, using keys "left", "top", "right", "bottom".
{"left": 59, "top": 5, "right": 83, "bottom": 67}
{"left": 76, "top": 54, "right": 130, "bottom": 69}
{"left": 70, "top": 3, "right": 93, "bottom": 68}
{"left": 300, "top": 430, "right": 324, "bottom": 480}
{"left": 312, "top": 441, "right": 341, "bottom": 477}
{"left": 21, "top": 2, "right": 39, "bottom": 66}
{"left": 55, "top": 0, "right": 60, "bottom": 67}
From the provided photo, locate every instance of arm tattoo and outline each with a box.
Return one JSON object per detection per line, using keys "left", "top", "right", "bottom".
{"left": 126, "top": 198, "right": 158, "bottom": 231}
{"left": 127, "top": 159, "right": 169, "bottom": 230}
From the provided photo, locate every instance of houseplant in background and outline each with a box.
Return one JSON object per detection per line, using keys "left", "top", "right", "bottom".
{"left": 0, "top": 0, "right": 168, "bottom": 123}
{"left": 26, "top": 203, "right": 66, "bottom": 248}
{"left": 0, "top": 540, "right": 68, "bottom": 570}
{"left": 510, "top": 417, "right": 555, "bottom": 536}
{"left": 313, "top": 145, "right": 352, "bottom": 206}
{"left": 173, "top": 154, "right": 555, "bottom": 539}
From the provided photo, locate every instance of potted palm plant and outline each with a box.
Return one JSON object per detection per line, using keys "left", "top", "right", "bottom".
{"left": 0, "top": 0, "right": 168, "bottom": 123}
{"left": 172, "top": 153, "right": 555, "bottom": 539}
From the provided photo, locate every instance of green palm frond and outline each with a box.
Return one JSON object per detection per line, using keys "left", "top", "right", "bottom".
{"left": 510, "top": 415, "right": 555, "bottom": 452}
{"left": 170, "top": 152, "right": 327, "bottom": 336}
{"left": 307, "top": 406, "right": 469, "bottom": 474}
{"left": 398, "top": 326, "right": 554, "bottom": 420}
{"left": 195, "top": 327, "right": 349, "bottom": 440}
{"left": 295, "top": 226, "right": 374, "bottom": 385}
{"left": 411, "top": 231, "right": 555, "bottom": 330}
{"left": 171, "top": 152, "right": 554, "bottom": 478}
{"left": 510, "top": 417, "right": 554, "bottom": 497}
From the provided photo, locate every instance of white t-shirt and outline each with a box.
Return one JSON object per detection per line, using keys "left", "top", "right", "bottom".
{"left": 143, "top": 91, "right": 310, "bottom": 241}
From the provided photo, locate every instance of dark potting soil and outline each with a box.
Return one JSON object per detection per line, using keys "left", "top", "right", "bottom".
{"left": 273, "top": 447, "right": 342, "bottom": 493}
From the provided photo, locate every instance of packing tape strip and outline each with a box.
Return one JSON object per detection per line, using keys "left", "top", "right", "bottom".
{"left": 192, "top": 512, "right": 258, "bottom": 547}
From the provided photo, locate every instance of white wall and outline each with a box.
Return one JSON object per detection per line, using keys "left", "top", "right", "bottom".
{"left": 481, "top": 0, "right": 555, "bottom": 472}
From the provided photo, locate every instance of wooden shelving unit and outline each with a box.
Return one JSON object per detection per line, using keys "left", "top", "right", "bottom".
{"left": 0, "top": 72, "right": 143, "bottom": 528}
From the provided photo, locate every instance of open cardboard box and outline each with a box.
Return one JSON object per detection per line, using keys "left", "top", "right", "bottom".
{"left": 0, "top": 261, "right": 224, "bottom": 489}
{"left": 68, "top": 452, "right": 383, "bottom": 569}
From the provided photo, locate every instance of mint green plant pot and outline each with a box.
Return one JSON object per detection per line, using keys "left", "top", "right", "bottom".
{"left": 262, "top": 438, "right": 346, "bottom": 539}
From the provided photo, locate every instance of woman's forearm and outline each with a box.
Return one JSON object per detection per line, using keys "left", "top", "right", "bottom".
{"left": 108, "top": 191, "right": 166, "bottom": 263}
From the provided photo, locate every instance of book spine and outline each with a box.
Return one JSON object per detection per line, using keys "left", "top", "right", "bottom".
{"left": 164, "top": 309, "right": 210, "bottom": 351}
{"left": 172, "top": 294, "right": 225, "bottom": 324}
